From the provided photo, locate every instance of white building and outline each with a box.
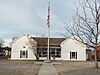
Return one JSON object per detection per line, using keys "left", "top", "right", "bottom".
{"left": 11, "top": 34, "right": 86, "bottom": 61}
{"left": 11, "top": 34, "right": 37, "bottom": 60}
{"left": 61, "top": 36, "right": 86, "bottom": 61}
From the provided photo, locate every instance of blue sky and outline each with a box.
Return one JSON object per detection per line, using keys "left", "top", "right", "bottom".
{"left": 0, "top": 0, "right": 76, "bottom": 46}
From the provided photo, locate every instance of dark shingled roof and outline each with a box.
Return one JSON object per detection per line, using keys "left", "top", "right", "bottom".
{"left": 31, "top": 37, "right": 66, "bottom": 48}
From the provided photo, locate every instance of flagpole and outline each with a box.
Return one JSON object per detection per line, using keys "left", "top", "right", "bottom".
{"left": 47, "top": 24, "right": 50, "bottom": 62}
{"left": 45, "top": 2, "right": 51, "bottom": 63}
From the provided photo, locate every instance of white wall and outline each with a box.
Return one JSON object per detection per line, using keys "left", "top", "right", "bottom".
{"left": 61, "top": 37, "right": 86, "bottom": 61}
{"left": 11, "top": 35, "right": 36, "bottom": 60}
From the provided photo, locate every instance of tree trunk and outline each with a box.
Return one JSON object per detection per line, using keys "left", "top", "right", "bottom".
{"left": 94, "top": 50, "right": 98, "bottom": 68}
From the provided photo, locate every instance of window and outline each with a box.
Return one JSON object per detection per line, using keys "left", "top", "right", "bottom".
{"left": 40, "top": 49, "right": 47, "bottom": 57}
{"left": 70, "top": 51, "right": 77, "bottom": 59}
{"left": 51, "top": 51, "right": 55, "bottom": 55}
{"left": 50, "top": 49, "right": 55, "bottom": 57}
{"left": 42, "top": 51, "right": 47, "bottom": 57}
{"left": 55, "top": 49, "right": 61, "bottom": 57}
{"left": 20, "top": 50, "right": 28, "bottom": 58}
{"left": 72, "top": 52, "right": 75, "bottom": 59}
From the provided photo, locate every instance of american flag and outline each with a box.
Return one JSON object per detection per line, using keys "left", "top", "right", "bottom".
{"left": 47, "top": 2, "right": 50, "bottom": 28}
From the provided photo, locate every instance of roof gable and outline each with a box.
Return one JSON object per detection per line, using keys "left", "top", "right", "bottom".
{"left": 61, "top": 35, "right": 84, "bottom": 46}
{"left": 11, "top": 34, "right": 29, "bottom": 44}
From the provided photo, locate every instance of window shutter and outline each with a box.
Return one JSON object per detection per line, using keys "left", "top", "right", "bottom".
{"left": 70, "top": 51, "right": 71, "bottom": 59}
{"left": 76, "top": 52, "right": 77, "bottom": 59}
{"left": 26, "top": 51, "right": 28, "bottom": 58}
{"left": 20, "top": 50, "right": 22, "bottom": 58}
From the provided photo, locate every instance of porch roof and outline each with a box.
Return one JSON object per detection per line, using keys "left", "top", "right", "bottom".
{"left": 31, "top": 37, "right": 65, "bottom": 48}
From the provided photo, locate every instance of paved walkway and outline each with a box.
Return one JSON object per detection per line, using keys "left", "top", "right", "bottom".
{"left": 38, "top": 62, "right": 58, "bottom": 75}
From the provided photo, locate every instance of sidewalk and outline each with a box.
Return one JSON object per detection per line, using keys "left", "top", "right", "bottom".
{"left": 38, "top": 62, "right": 58, "bottom": 75}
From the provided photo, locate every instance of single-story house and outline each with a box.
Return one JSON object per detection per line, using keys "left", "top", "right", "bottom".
{"left": 11, "top": 34, "right": 86, "bottom": 61}
{"left": 60, "top": 36, "right": 86, "bottom": 61}
{"left": 11, "top": 34, "right": 37, "bottom": 60}
{"left": 31, "top": 37, "right": 65, "bottom": 60}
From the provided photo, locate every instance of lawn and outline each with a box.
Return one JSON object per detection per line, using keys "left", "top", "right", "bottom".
{"left": 0, "top": 60, "right": 41, "bottom": 75}
{"left": 1, "top": 60, "right": 100, "bottom": 75}
{"left": 54, "top": 61, "right": 100, "bottom": 75}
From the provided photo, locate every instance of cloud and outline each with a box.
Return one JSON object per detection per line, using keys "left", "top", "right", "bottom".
{"left": 0, "top": 1, "right": 33, "bottom": 29}
{"left": 0, "top": 0, "right": 77, "bottom": 46}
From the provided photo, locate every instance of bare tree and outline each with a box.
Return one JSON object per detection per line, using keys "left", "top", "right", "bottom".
{"left": 65, "top": 0, "right": 100, "bottom": 68}
{"left": 12, "top": 37, "right": 18, "bottom": 41}
{"left": 25, "top": 37, "right": 38, "bottom": 60}
{"left": 0, "top": 38, "right": 5, "bottom": 47}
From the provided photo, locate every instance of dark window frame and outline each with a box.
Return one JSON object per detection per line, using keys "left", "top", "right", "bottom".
{"left": 20, "top": 50, "right": 28, "bottom": 58}
{"left": 70, "top": 51, "right": 77, "bottom": 59}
